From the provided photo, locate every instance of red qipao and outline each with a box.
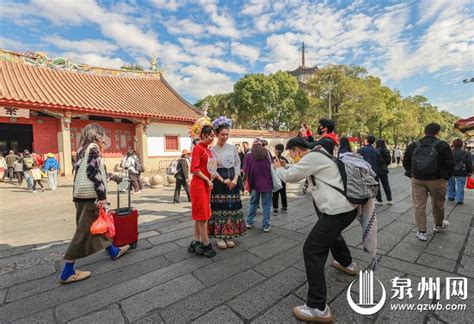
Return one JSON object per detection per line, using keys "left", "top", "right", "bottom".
{"left": 190, "top": 142, "right": 212, "bottom": 221}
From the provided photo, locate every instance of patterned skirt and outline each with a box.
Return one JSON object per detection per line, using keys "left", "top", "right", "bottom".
{"left": 208, "top": 168, "right": 246, "bottom": 238}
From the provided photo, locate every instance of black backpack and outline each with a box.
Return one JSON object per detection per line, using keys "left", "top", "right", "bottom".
{"left": 411, "top": 140, "right": 441, "bottom": 179}
{"left": 454, "top": 152, "right": 468, "bottom": 172}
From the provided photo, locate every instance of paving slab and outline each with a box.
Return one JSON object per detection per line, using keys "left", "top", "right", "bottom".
{"left": 192, "top": 306, "right": 243, "bottom": 324}
{"left": 68, "top": 304, "right": 125, "bottom": 324}
{"left": 121, "top": 274, "right": 204, "bottom": 322}
{"left": 228, "top": 267, "right": 306, "bottom": 320}
{"left": 417, "top": 253, "right": 457, "bottom": 272}
{"left": 54, "top": 257, "right": 211, "bottom": 322}
{"left": 193, "top": 251, "right": 262, "bottom": 286}
{"left": 161, "top": 270, "right": 265, "bottom": 323}
{"left": 11, "top": 309, "right": 55, "bottom": 324}
{"left": 457, "top": 254, "right": 474, "bottom": 278}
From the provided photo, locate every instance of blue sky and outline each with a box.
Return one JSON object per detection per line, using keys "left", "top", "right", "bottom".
{"left": 1, "top": 0, "right": 473, "bottom": 117}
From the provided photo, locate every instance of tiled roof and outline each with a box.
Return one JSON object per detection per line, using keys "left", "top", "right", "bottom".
{"left": 229, "top": 129, "right": 296, "bottom": 138}
{"left": 0, "top": 59, "right": 201, "bottom": 122}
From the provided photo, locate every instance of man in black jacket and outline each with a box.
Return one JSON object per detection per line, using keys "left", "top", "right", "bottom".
{"left": 308, "top": 118, "right": 339, "bottom": 155}
{"left": 403, "top": 123, "right": 454, "bottom": 241}
{"left": 173, "top": 149, "right": 191, "bottom": 203}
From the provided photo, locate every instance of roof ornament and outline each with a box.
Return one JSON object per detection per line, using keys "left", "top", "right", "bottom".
{"left": 150, "top": 56, "right": 159, "bottom": 72}
{"left": 24, "top": 51, "right": 82, "bottom": 71}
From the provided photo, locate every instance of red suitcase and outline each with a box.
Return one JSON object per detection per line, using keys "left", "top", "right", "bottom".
{"left": 109, "top": 180, "right": 139, "bottom": 249}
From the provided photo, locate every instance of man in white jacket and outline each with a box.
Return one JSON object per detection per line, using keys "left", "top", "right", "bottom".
{"left": 273, "top": 137, "right": 358, "bottom": 323}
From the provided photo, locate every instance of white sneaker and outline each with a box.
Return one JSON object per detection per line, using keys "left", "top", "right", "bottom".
{"left": 263, "top": 226, "right": 271, "bottom": 233}
{"left": 331, "top": 260, "right": 358, "bottom": 276}
{"left": 375, "top": 201, "right": 383, "bottom": 206}
{"left": 433, "top": 220, "right": 449, "bottom": 233}
{"left": 32, "top": 190, "right": 37, "bottom": 193}
{"left": 416, "top": 232, "right": 428, "bottom": 241}
{"left": 293, "top": 304, "right": 333, "bottom": 322}
{"left": 387, "top": 201, "right": 393, "bottom": 205}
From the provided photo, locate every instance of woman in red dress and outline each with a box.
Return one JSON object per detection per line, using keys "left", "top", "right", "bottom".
{"left": 188, "top": 125, "right": 217, "bottom": 257}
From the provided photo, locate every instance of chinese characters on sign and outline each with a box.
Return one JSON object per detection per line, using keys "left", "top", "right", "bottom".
{"left": 0, "top": 107, "right": 30, "bottom": 118}
{"left": 391, "top": 277, "right": 468, "bottom": 300}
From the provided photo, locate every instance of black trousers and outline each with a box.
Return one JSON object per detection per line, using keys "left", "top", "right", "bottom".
{"left": 305, "top": 203, "right": 357, "bottom": 309}
{"left": 376, "top": 173, "right": 392, "bottom": 202}
{"left": 32, "top": 179, "right": 44, "bottom": 191}
{"left": 396, "top": 157, "right": 401, "bottom": 165}
{"left": 174, "top": 178, "right": 190, "bottom": 202}
{"left": 272, "top": 182, "right": 287, "bottom": 209}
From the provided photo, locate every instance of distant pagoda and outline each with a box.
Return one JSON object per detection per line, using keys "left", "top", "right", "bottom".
{"left": 287, "top": 42, "right": 318, "bottom": 88}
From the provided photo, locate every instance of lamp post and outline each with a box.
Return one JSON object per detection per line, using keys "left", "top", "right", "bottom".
{"left": 327, "top": 79, "right": 342, "bottom": 120}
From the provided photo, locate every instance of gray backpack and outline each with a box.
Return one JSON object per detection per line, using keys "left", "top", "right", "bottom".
{"left": 311, "top": 148, "right": 379, "bottom": 205}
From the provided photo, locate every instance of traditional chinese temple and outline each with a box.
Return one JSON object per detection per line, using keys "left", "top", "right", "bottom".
{"left": 287, "top": 42, "right": 319, "bottom": 89}
{"left": 0, "top": 49, "right": 201, "bottom": 175}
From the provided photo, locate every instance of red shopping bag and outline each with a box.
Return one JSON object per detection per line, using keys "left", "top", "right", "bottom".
{"left": 90, "top": 207, "right": 108, "bottom": 235}
{"left": 105, "top": 210, "right": 116, "bottom": 239}
{"left": 466, "top": 177, "right": 474, "bottom": 189}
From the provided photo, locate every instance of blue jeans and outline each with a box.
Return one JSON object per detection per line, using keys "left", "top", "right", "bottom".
{"left": 24, "top": 171, "right": 33, "bottom": 189}
{"left": 247, "top": 190, "right": 272, "bottom": 229}
{"left": 447, "top": 176, "right": 467, "bottom": 203}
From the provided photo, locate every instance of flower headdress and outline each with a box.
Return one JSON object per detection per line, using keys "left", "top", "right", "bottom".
{"left": 212, "top": 116, "right": 233, "bottom": 130}
{"left": 189, "top": 116, "right": 212, "bottom": 139}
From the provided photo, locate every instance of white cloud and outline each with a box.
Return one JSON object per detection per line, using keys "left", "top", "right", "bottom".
{"left": 62, "top": 52, "right": 125, "bottom": 69}
{"left": 231, "top": 42, "right": 260, "bottom": 62}
{"left": 0, "top": 37, "right": 30, "bottom": 51}
{"left": 168, "top": 65, "right": 234, "bottom": 98}
{"left": 151, "top": 0, "right": 183, "bottom": 11}
{"left": 409, "top": 86, "right": 429, "bottom": 96}
{"left": 242, "top": 0, "right": 269, "bottom": 16}
{"left": 198, "top": 0, "right": 240, "bottom": 38}
{"left": 43, "top": 36, "right": 118, "bottom": 54}
{"left": 3, "top": 0, "right": 159, "bottom": 56}
{"left": 165, "top": 18, "right": 205, "bottom": 35}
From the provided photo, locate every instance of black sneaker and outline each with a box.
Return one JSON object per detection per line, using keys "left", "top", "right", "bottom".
{"left": 195, "top": 242, "right": 216, "bottom": 257}
{"left": 188, "top": 240, "right": 201, "bottom": 253}
{"left": 448, "top": 198, "right": 455, "bottom": 201}
{"left": 281, "top": 207, "right": 288, "bottom": 213}
{"left": 273, "top": 209, "right": 279, "bottom": 216}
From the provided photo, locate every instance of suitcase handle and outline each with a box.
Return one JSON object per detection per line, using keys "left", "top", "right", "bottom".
{"left": 117, "top": 178, "right": 132, "bottom": 215}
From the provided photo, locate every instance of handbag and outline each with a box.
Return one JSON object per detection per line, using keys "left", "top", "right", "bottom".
{"left": 90, "top": 207, "right": 108, "bottom": 235}
{"left": 271, "top": 164, "right": 283, "bottom": 192}
{"left": 467, "top": 177, "right": 474, "bottom": 189}
{"left": 73, "top": 144, "right": 106, "bottom": 199}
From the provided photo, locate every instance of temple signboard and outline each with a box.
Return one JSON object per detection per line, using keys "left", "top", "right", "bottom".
{"left": 0, "top": 107, "right": 30, "bottom": 118}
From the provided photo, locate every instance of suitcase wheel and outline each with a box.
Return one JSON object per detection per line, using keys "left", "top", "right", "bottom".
{"left": 130, "top": 242, "right": 138, "bottom": 249}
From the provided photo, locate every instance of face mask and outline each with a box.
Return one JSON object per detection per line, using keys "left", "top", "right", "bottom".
{"left": 317, "top": 126, "right": 324, "bottom": 135}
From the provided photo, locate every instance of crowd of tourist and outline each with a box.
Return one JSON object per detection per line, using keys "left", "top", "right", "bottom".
{"left": 0, "top": 149, "right": 59, "bottom": 192}
{"left": 1, "top": 117, "right": 472, "bottom": 323}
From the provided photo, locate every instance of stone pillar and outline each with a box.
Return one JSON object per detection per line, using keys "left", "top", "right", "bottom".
{"left": 59, "top": 115, "right": 73, "bottom": 176}
{"left": 135, "top": 122, "right": 149, "bottom": 169}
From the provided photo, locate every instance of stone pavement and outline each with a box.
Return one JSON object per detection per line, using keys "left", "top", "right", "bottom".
{"left": 0, "top": 167, "right": 472, "bottom": 323}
